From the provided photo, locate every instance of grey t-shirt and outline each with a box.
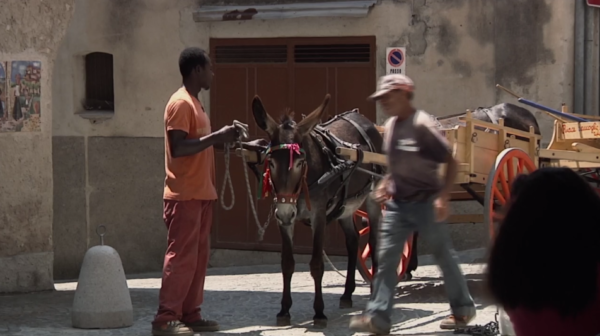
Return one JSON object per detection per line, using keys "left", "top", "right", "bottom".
{"left": 383, "top": 110, "right": 451, "bottom": 200}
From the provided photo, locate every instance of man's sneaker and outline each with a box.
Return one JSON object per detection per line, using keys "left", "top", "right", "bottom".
{"left": 439, "top": 313, "right": 476, "bottom": 330}
{"left": 152, "top": 321, "right": 194, "bottom": 336}
{"left": 185, "top": 319, "right": 220, "bottom": 332}
{"left": 349, "top": 314, "right": 390, "bottom": 335}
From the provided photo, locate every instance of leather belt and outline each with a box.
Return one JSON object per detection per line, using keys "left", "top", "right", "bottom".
{"left": 394, "top": 190, "right": 435, "bottom": 203}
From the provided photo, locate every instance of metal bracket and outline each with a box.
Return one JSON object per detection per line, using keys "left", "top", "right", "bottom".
{"left": 96, "top": 225, "right": 106, "bottom": 245}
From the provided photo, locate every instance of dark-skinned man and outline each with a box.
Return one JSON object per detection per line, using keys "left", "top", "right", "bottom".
{"left": 152, "top": 47, "right": 265, "bottom": 336}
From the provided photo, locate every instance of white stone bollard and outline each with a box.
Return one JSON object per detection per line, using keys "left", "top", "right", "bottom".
{"left": 71, "top": 227, "right": 133, "bottom": 329}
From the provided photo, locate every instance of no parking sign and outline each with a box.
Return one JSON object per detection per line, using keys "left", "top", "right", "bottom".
{"left": 386, "top": 47, "right": 406, "bottom": 75}
{"left": 588, "top": 0, "right": 600, "bottom": 7}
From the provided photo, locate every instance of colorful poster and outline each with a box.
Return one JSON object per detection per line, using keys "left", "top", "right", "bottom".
{"left": 0, "top": 61, "right": 42, "bottom": 132}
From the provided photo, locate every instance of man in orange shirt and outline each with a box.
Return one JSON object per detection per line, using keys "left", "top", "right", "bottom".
{"left": 152, "top": 47, "right": 263, "bottom": 336}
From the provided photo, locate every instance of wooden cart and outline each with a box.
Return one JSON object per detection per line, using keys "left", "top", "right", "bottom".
{"left": 236, "top": 92, "right": 600, "bottom": 284}
{"left": 340, "top": 105, "right": 600, "bottom": 283}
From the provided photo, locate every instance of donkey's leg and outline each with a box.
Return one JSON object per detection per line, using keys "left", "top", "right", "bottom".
{"left": 310, "top": 215, "right": 327, "bottom": 327}
{"left": 365, "top": 194, "right": 382, "bottom": 294}
{"left": 277, "top": 224, "right": 295, "bottom": 326}
{"left": 339, "top": 216, "right": 358, "bottom": 308}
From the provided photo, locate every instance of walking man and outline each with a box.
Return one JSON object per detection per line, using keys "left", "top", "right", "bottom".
{"left": 151, "top": 47, "right": 258, "bottom": 336}
{"left": 349, "top": 74, "right": 476, "bottom": 335}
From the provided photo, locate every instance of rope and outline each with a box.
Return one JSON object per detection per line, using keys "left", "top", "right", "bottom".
{"left": 220, "top": 140, "right": 272, "bottom": 241}
{"left": 323, "top": 250, "right": 353, "bottom": 280}
{"left": 220, "top": 144, "right": 236, "bottom": 210}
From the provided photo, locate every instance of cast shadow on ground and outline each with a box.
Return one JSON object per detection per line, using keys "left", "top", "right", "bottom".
{"left": 2, "top": 284, "right": 455, "bottom": 336}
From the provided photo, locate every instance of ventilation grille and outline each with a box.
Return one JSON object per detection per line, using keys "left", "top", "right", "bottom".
{"left": 294, "top": 44, "right": 370, "bottom": 63}
{"left": 215, "top": 45, "right": 287, "bottom": 64}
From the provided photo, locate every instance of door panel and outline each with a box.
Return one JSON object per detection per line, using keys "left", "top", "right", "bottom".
{"left": 336, "top": 67, "right": 376, "bottom": 121}
{"left": 254, "top": 66, "right": 289, "bottom": 137}
{"left": 210, "top": 37, "right": 376, "bottom": 256}
{"left": 293, "top": 67, "right": 329, "bottom": 120}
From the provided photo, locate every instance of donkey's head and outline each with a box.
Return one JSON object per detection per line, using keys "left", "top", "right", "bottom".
{"left": 252, "top": 94, "right": 330, "bottom": 225}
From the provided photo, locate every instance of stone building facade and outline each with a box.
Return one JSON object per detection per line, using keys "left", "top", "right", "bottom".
{"left": 0, "top": 0, "right": 596, "bottom": 292}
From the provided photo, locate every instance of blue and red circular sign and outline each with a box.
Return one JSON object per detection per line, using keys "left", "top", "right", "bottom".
{"left": 387, "top": 49, "right": 405, "bottom": 68}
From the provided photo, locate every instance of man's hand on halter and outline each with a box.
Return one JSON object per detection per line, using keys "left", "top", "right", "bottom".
{"left": 242, "top": 138, "right": 269, "bottom": 152}
{"left": 434, "top": 194, "right": 450, "bottom": 222}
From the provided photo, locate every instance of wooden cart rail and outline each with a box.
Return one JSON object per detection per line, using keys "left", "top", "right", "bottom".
{"left": 337, "top": 110, "right": 542, "bottom": 186}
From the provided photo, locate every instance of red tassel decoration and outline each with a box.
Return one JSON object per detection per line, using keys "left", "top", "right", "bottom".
{"left": 262, "top": 168, "right": 271, "bottom": 198}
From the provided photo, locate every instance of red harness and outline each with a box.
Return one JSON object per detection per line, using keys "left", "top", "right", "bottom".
{"left": 259, "top": 143, "right": 312, "bottom": 211}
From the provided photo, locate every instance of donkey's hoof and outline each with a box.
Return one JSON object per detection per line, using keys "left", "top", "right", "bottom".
{"left": 313, "top": 318, "right": 328, "bottom": 329}
{"left": 339, "top": 298, "right": 353, "bottom": 309}
{"left": 276, "top": 315, "right": 291, "bottom": 326}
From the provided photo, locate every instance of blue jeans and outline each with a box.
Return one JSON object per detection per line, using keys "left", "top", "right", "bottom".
{"left": 365, "top": 197, "right": 475, "bottom": 330}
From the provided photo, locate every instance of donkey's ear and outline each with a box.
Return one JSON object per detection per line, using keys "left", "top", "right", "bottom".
{"left": 252, "top": 95, "right": 278, "bottom": 137}
{"left": 297, "top": 94, "right": 330, "bottom": 137}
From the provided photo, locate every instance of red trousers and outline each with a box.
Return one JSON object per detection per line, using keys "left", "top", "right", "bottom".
{"left": 153, "top": 199, "right": 214, "bottom": 326}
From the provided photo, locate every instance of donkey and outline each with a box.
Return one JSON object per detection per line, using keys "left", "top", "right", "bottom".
{"left": 251, "top": 94, "right": 384, "bottom": 328}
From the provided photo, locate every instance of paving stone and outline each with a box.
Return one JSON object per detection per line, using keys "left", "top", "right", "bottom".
{"left": 0, "top": 261, "right": 498, "bottom": 336}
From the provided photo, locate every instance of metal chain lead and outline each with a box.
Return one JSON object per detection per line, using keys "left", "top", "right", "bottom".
{"left": 454, "top": 307, "right": 499, "bottom": 336}
{"left": 454, "top": 322, "right": 499, "bottom": 336}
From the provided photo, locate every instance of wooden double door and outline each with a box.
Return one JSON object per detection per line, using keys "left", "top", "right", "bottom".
{"left": 210, "top": 36, "right": 376, "bottom": 255}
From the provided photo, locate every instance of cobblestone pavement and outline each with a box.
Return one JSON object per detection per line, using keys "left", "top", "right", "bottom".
{"left": 0, "top": 256, "right": 497, "bottom": 336}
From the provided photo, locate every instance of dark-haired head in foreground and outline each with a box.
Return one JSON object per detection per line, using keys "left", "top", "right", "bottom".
{"left": 487, "top": 167, "right": 600, "bottom": 317}
{"left": 179, "top": 47, "right": 213, "bottom": 96}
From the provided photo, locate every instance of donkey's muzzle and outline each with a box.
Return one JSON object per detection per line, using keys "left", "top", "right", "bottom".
{"left": 274, "top": 206, "right": 297, "bottom": 225}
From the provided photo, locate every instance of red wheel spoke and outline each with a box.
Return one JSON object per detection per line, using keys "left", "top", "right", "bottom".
{"left": 355, "top": 209, "right": 412, "bottom": 285}
{"left": 507, "top": 158, "right": 516, "bottom": 186}
{"left": 498, "top": 168, "right": 510, "bottom": 200}
{"left": 355, "top": 210, "right": 368, "bottom": 218}
{"left": 517, "top": 159, "right": 524, "bottom": 174}
{"left": 362, "top": 244, "right": 370, "bottom": 259}
{"left": 493, "top": 187, "right": 506, "bottom": 205}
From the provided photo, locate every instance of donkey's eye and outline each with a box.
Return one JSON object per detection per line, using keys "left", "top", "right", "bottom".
{"left": 269, "top": 161, "right": 275, "bottom": 170}
{"left": 295, "top": 160, "right": 303, "bottom": 168}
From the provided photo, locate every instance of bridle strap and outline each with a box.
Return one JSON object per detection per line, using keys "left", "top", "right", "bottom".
{"left": 263, "top": 143, "right": 312, "bottom": 211}
{"left": 301, "top": 164, "right": 311, "bottom": 211}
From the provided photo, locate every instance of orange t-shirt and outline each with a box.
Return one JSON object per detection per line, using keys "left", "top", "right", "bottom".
{"left": 163, "top": 87, "right": 217, "bottom": 201}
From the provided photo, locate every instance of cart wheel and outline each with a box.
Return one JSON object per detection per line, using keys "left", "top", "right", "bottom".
{"left": 355, "top": 209, "right": 413, "bottom": 285}
{"left": 484, "top": 148, "right": 537, "bottom": 242}
{"left": 579, "top": 169, "right": 600, "bottom": 192}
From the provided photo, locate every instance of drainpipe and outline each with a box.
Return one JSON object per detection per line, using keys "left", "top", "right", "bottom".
{"left": 583, "top": 4, "right": 599, "bottom": 116}
{"left": 577, "top": 1, "right": 600, "bottom": 116}
{"left": 574, "top": 0, "right": 585, "bottom": 115}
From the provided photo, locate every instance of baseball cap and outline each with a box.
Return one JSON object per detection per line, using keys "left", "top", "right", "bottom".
{"left": 368, "top": 74, "right": 415, "bottom": 100}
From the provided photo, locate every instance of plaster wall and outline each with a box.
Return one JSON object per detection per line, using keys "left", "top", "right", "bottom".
{"left": 0, "top": 0, "right": 75, "bottom": 293}
{"left": 51, "top": 0, "right": 575, "bottom": 279}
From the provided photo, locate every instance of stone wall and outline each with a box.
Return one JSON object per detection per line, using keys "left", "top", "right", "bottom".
{"left": 0, "top": 0, "right": 75, "bottom": 293}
